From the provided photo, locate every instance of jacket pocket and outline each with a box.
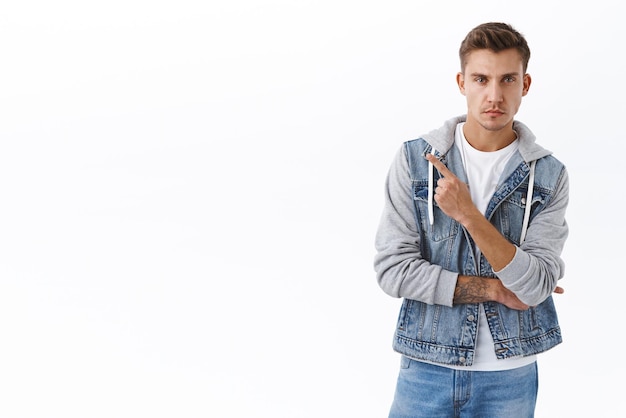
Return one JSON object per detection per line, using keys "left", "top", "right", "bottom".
{"left": 413, "top": 181, "right": 459, "bottom": 242}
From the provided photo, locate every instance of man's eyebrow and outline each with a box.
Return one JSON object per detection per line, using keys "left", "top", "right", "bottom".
{"left": 469, "top": 72, "right": 521, "bottom": 78}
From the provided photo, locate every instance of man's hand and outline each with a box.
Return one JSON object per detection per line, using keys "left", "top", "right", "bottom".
{"left": 455, "top": 276, "right": 565, "bottom": 310}
{"left": 426, "top": 153, "right": 478, "bottom": 223}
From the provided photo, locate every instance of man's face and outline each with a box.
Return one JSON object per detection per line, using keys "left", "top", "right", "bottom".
{"left": 457, "top": 48, "right": 531, "bottom": 133}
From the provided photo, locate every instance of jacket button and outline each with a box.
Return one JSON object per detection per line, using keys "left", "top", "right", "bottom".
{"left": 467, "top": 315, "right": 475, "bottom": 322}
{"left": 459, "top": 357, "right": 466, "bottom": 363}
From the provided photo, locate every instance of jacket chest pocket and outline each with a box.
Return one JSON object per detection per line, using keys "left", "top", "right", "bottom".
{"left": 413, "top": 182, "right": 459, "bottom": 242}
{"left": 495, "top": 188, "right": 546, "bottom": 245}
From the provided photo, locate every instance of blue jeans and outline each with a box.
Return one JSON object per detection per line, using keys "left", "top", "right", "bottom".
{"left": 389, "top": 356, "right": 538, "bottom": 418}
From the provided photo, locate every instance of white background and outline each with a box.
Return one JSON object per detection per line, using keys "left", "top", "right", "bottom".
{"left": 0, "top": 1, "right": 623, "bottom": 417}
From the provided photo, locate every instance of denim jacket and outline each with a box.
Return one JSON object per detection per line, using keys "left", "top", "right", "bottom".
{"left": 374, "top": 116, "right": 569, "bottom": 366}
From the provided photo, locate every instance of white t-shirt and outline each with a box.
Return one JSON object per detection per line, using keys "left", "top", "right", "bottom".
{"left": 453, "top": 122, "right": 536, "bottom": 371}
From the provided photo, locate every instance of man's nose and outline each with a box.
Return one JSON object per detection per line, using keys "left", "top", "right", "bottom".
{"left": 487, "top": 83, "right": 503, "bottom": 102}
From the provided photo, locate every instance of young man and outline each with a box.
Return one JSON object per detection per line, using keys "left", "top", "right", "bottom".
{"left": 374, "top": 22, "right": 569, "bottom": 417}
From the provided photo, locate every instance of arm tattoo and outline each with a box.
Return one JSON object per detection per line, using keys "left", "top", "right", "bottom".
{"left": 454, "top": 278, "right": 490, "bottom": 304}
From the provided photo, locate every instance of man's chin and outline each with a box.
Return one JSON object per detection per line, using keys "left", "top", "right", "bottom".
{"left": 480, "top": 117, "right": 511, "bottom": 132}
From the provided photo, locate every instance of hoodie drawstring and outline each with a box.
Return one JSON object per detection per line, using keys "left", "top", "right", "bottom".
{"left": 428, "top": 148, "right": 436, "bottom": 225}
{"left": 520, "top": 160, "right": 536, "bottom": 244}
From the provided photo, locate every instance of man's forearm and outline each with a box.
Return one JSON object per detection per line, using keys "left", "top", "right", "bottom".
{"left": 460, "top": 209, "right": 516, "bottom": 272}
{"left": 425, "top": 153, "right": 517, "bottom": 273}
{"left": 454, "top": 275, "right": 529, "bottom": 310}
{"left": 454, "top": 275, "right": 491, "bottom": 304}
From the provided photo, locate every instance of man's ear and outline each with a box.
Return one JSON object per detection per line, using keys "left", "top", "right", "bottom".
{"left": 456, "top": 72, "right": 466, "bottom": 95}
{"left": 522, "top": 73, "right": 532, "bottom": 96}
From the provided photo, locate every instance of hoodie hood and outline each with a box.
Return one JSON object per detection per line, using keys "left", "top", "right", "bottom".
{"left": 421, "top": 115, "right": 553, "bottom": 163}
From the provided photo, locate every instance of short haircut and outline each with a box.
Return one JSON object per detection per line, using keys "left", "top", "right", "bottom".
{"left": 459, "top": 22, "right": 531, "bottom": 74}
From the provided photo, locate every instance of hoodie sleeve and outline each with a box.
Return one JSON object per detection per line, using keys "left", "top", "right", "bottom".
{"left": 374, "top": 145, "right": 458, "bottom": 307}
{"left": 495, "top": 165, "right": 569, "bottom": 306}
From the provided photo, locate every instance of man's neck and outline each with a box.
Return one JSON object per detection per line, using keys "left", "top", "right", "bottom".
{"left": 462, "top": 122, "right": 517, "bottom": 152}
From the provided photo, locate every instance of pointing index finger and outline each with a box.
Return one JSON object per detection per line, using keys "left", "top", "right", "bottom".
{"left": 425, "top": 153, "right": 454, "bottom": 177}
